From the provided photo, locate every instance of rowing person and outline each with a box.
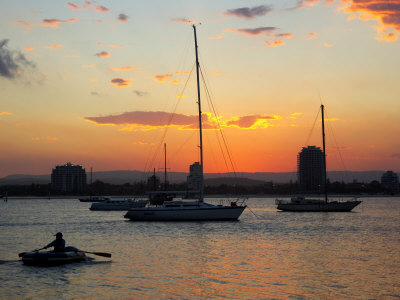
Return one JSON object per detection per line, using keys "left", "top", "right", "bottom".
{"left": 43, "top": 232, "right": 66, "bottom": 252}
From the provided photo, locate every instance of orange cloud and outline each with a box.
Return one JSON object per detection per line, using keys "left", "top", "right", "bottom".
{"left": 42, "top": 44, "right": 63, "bottom": 49}
{"left": 46, "top": 136, "right": 58, "bottom": 141}
{"left": 299, "top": 0, "right": 320, "bottom": 8}
{"left": 324, "top": 43, "right": 333, "bottom": 47}
{"left": 40, "top": 18, "right": 79, "bottom": 28}
{"left": 347, "top": 14, "right": 357, "bottom": 21}
{"left": 300, "top": 0, "right": 400, "bottom": 42}
{"left": 109, "top": 66, "right": 140, "bottom": 71}
{"left": 95, "top": 5, "right": 109, "bottom": 13}
{"left": 308, "top": 32, "right": 318, "bottom": 39}
{"left": 290, "top": 112, "right": 302, "bottom": 119}
{"left": 169, "top": 80, "right": 179, "bottom": 84}
{"left": 16, "top": 18, "right": 78, "bottom": 29}
{"left": 95, "top": 51, "right": 110, "bottom": 57}
{"left": 172, "top": 18, "right": 195, "bottom": 24}
{"left": 85, "top": 111, "right": 281, "bottom": 131}
{"left": 110, "top": 78, "right": 131, "bottom": 87}
{"left": 67, "top": 1, "right": 109, "bottom": 13}
{"left": 210, "top": 32, "right": 225, "bottom": 40}
{"left": 0, "top": 112, "right": 15, "bottom": 116}
{"left": 14, "top": 20, "right": 35, "bottom": 28}
{"left": 153, "top": 73, "right": 173, "bottom": 82}
{"left": 226, "top": 114, "right": 281, "bottom": 129}
{"left": 24, "top": 46, "right": 35, "bottom": 51}
{"left": 133, "top": 141, "right": 154, "bottom": 146}
{"left": 341, "top": 0, "right": 400, "bottom": 41}
{"left": 377, "top": 32, "right": 398, "bottom": 42}
{"left": 274, "top": 33, "right": 293, "bottom": 38}
{"left": 67, "top": 2, "right": 85, "bottom": 10}
{"left": 265, "top": 40, "right": 285, "bottom": 47}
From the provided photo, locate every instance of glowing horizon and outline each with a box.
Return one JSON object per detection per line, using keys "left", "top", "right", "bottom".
{"left": 1, "top": 0, "right": 399, "bottom": 177}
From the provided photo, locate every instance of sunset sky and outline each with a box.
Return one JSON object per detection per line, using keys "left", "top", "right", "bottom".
{"left": 1, "top": 0, "right": 399, "bottom": 177}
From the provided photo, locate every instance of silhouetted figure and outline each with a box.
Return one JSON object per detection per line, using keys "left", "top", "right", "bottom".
{"left": 44, "top": 232, "right": 66, "bottom": 252}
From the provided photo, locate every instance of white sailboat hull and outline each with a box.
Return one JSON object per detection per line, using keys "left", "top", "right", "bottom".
{"left": 124, "top": 202, "right": 246, "bottom": 221}
{"left": 276, "top": 198, "right": 361, "bottom": 212}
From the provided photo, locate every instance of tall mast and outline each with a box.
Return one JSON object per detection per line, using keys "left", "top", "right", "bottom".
{"left": 193, "top": 24, "right": 204, "bottom": 202}
{"left": 90, "top": 167, "right": 93, "bottom": 197}
{"left": 164, "top": 143, "right": 167, "bottom": 190}
{"left": 321, "top": 104, "right": 328, "bottom": 204}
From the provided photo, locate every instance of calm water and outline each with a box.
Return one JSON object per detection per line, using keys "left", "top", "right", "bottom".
{"left": 0, "top": 197, "right": 399, "bottom": 299}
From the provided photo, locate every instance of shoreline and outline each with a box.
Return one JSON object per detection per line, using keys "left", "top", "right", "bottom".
{"left": 2, "top": 194, "right": 399, "bottom": 200}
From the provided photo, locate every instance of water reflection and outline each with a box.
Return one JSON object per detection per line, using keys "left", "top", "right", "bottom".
{"left": 0, "top": 197, "right": 399, "bottom": 298}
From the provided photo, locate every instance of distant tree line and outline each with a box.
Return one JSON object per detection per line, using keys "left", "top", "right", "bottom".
{"left": 0, "top": 179, "right": 397, "bottom": 197}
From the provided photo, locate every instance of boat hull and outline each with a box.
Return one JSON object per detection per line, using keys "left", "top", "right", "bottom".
{"left": 124, "top": 205, "right": 246, "bottom": 221}
{"left": 276, "top": 200, "right": 362, "bottom": 212}
{"left": 21, "top": 247, "right": 86, "bottom": 266}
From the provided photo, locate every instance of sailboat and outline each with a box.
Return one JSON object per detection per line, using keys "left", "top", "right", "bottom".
{"left": 148, "top": 144, "right": 176, "bottom": 206}
{"left": 124, "top": 25, "right": 246, "bottom": 221}
{"left": 276, "top": 105, "right": 362, "bottom": 212}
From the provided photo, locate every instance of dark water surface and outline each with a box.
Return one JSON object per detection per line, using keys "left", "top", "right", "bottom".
{"left": 0, "top": 197, "right": 399, "bottom": 299}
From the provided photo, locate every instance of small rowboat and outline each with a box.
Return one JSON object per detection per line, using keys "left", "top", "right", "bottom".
{"left": 21, "top": 246, "right": 86, "bottom": 265}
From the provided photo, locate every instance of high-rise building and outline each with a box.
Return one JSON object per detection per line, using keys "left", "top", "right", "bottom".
{"left": 297, "top": 146, "right": 325, "bottom": 193}
{"left": 381, "top": 171, "right": 399, "bottom": 194}
{"left": 187, "top": 162, "right": 202, "bottom": 191}
{"left": 51, "top": 162, "right": 87, "bottom": 193}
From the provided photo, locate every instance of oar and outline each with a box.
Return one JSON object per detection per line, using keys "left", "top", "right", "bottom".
{"left": 79, "top": 250, "right": 111, "bottom": 258}
{"left": 18, "top": 249, "right": 111, "bottom": 258}
{"left": 18, "top": 248, "right": 44, "bottom": 257}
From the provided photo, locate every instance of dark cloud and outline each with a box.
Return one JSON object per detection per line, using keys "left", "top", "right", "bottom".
{"left": 95, "top": 51, "right": 110, "bottom": 57}
{"left": 225, "top": 5, "right": 272, "bottom": 19}
{"left": 133, "top": 90, "right": 148, "bottom": 97}
{"left": 110, "top": 77, "right": 130, "bottom": 87}
{"left": 85, "top": 111, "right": 199, "bottom": 129}
{"left": 85, "top": 111, "right": 281, "bottom": 130}
{"left": 118, "top": 13, "right": 128, "bottom": 22}
{"left": 226, "top": 27, "right": 277, "bottom": 36}
{"left": 0, "top": 39, "right": 35, "bottom": 79}
{"left": 91, "top": 91, "right": 99, "bottom": 96}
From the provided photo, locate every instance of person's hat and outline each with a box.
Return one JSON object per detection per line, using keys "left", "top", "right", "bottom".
{"left": 54, "top": 232, "right": 63, "bottom": 237}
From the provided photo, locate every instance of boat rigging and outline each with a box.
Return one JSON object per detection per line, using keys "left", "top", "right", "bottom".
{"left": 275, "top": 104, "right": 362, "bottom": 212}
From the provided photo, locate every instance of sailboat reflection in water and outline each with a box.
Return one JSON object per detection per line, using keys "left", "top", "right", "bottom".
{"left": 276, "top": 105, "right": 362, "bottom": 212}
{"left": 124, "top": 25, "right": 246, "bottom": 221}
